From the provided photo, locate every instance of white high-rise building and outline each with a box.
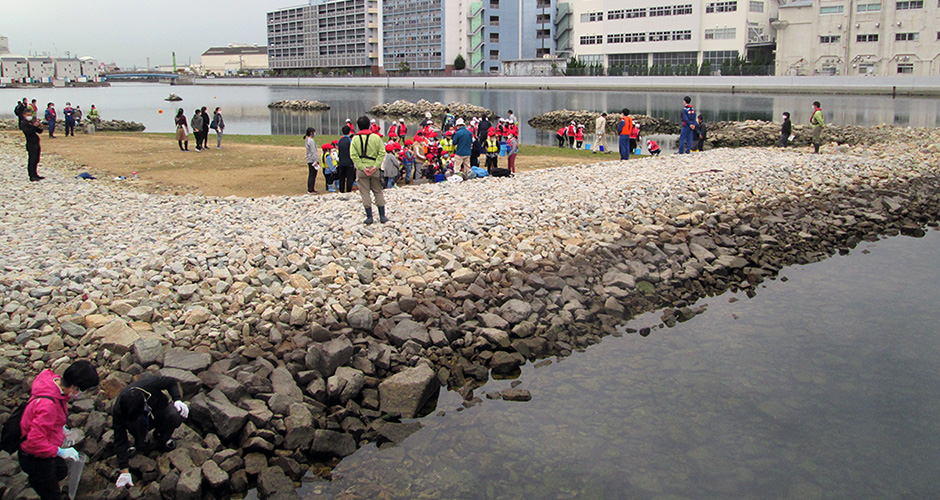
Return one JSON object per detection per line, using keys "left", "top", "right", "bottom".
{"left": 562, "top": 0, "right": 777, "bottom": 73}
{"left": 774, "top": 0, "right": 940, "bottom": 76}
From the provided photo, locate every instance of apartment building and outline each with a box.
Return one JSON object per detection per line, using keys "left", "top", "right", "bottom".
{"left": 562, "top": 0, "right": 776, "bottom": 70}
{"left": 267, "top": 0, "right": 382, "bottom": 74}
{"left": 468, "top": 0, "right": 557, "bottom": 73}
{"left": 383, "top": 0, "right": 446, "bottom": 72}
{"left": 775, "top": 0, "right": 940, "bottom": 76}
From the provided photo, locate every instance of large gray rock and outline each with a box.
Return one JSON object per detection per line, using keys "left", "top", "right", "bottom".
{"left": 319, "top": 337, "right": 353, "bottom": 377}
{"left": 327, "top": 366, "right": 365, "bottom": 403}
{"left": 309, "top": 429, "right": 357, "bottom": 458}
{"left": 602, "top": 270, "right": 636, "bottom": 289}
{"left": 127, "top": 306, "right": 155, "bottom": 322}
{"left": 191, "top": 389, "right": 249, "bottom": 441}
{"left": 387, "top": 319, "right": 430, "bottom": 347}
{"left": 499, "top": 299, "right": 532, "bottom": 324}
{"left": 93, "top": 319, "right": 140, "bottom": 354}
{"left": 163, "top": 348, "right": 211, "bottom": 372}
{"left": 283, "top": 403, "right": 315, "bottom": 450}
{"left": 201, "top": 459, "right": 229, "bottom": 490}
{"left": 158, "top": 368, "right": 203, "bottom": 395}
{"left": 490, "top": 351, "right": 525, "bottom": 375}
{"left": 346, "top": 304, "right": 373, "bottom": 331}
{"left": 175, "top": 467, "right": 202, "bottom": 500}
{"left": 378, "top": 364, "right": 439, "bottom": 418}
{"left": 270, "top": 366, "right": 304, "bottom": 403}
{"left": 689, "top": 242, "right": 717, "bottom": 262}
{"left": 289, "top": 305, "right": 307, "bottom": 326}
{"left": 132, "top": 338, "right": 164, "bottom": 366}
{"left": 257, "top": 466, "right": 300, "bottom": 500}
{"left": 479, "top": 313, "right": 509, "bottom": 330}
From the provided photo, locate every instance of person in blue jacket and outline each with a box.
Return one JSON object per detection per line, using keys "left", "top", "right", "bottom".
{"left": 452, "top": 118, "right": 473, "bottom": 173}
{"left": 678, "top": 96, "right": 696, "bottom": 154}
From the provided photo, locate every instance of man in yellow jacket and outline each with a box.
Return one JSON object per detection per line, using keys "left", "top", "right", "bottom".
{"left": 350, "top": 115, "right": 388, "bottom": 224}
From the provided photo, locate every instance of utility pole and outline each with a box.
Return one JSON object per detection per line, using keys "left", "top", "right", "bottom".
{"left": 172, "top": 52, "right": 177, "bottom": 73}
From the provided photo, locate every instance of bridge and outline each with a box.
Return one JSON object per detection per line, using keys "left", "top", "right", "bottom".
{"left": 102, "top": 72, "right": 179, "bottom": 81}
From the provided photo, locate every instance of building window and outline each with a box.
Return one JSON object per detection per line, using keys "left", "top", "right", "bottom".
{"left": 489, "top": 0, "right": 499, "bottom": 8}
{"left": 537, "top": 0, "right": 551, "bottom": 7}
{"left": 536, "top": 48, "right": 551, "bottom": 57}
{"left": 895, "top": 32, "right": 919, "bottom": 40}
{"left": 896, "top": 0, "right": 923, "bottom": 8}
{"left": 489, "top": 15, "right": 499, "bottom": 26}
{"left": 608, "top": 8, "right": 647, "bottom": 19}
{"left": 856, "top": 2, "right": 882, "bottom": 10}
{"left": 489, "top": 33, "right": 499, "bottom": 43}
{"left": 652, "top": 51, "right": 697, "bottom": 65}
{"left": 672, "top": 30, "right": 692, "bottom": 40}
{"left": 650, "top": 6, "right": 672, "bottom": 16}
{"left": 489, "top": 49, "right": 499, "bottom": 60}
{"left": 609, "top": 53, "right": 649, "bottom": 67}
{"left": 749, "top": 0, "right": 764, "bottom": 10}
{"left": 706, "top": 1, "right": 738, "bottom": 12}
{"left": 703, "top": 50, "right": 739, "bottom": 64}
{"left": 819, "top": 35, "right": 841, "bottom": 43}
{"left": 897, "top": 63, "right": 914, "bottom": 73}
{"left": 674, "top": 4, "right": 694, "bottom": 14}
{"left": 536, "top": 14, "right": 551, "bottom": 23}
{"left": 581, "top": 12, "right": 604, "bottom": 22}
{"left": 820, "top": 5, "right": 845, "bottom": 13}
{"left": 856, "top": 33, "right": 879, "bottom": 42}
{"left": 579, "top": 35, "right": 603, "bottom": 45}
{"left": 536, "top": 29, "right": 551, "bottom": 39}
{"left": 649, "top": 31, "right": 670, "bottom": 42}
{"left": 705, "top": 28, "right": 737, "bottom": 39}
{"left": 608, "top": 32, "right": 648, "bottom": 43}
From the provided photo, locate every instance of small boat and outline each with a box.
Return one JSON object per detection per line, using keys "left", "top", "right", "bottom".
{"left": 164, "top": 93, "right": 182, "bottom": 101}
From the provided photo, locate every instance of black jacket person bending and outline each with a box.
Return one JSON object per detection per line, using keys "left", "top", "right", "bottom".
{"left": 112, "top": 376, "right": 189, "bottom": 489}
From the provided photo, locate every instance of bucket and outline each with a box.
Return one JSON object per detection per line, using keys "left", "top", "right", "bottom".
{"left": 499, "top": 145, "right": 509, "bottom": 157}
{"left": 434, "top": 173, "right": 446, "bottom": 183}
{"left": 584, "top": 143, "right": 592, "bottom": 150}
{"left": 599, "top": 145, "right": 605, "bottom": 152}
{"left": 634, "top": 148, "right": 642, "bottom": 155}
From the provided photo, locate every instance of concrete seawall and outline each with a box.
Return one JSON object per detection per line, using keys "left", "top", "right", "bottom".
{"left": 196, "top": 75, "right": 940, "bottom": 97}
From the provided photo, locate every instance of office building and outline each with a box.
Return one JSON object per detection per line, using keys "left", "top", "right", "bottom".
{"left": 774, "top": 0, "right": 940, "bottom": 76}
{"left": 267, "top": 0, "right": 382, "bottom": 74}
{"left": 27, "top": 57, "right": 56, "bottom": 81}
{"left": 562, "top": 0, "right": 777, "bottom": 71}
{"left": 383, "top": 0, "right": 447, "bottom": 72}
{"left": 468, "top": 0, "right": 557, "bottom": 73}
{"left": 202, "top": 45, "right": 269, "bottom": 74}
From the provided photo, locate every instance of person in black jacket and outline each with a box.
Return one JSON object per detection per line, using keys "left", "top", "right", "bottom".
{"left": 112, "top": 376, "right": 188, "bottom": 489}
{"left": 779, "top": 112, "right": 792, "bottom": 147}
{"left": 20, "top": 109, "right": 44, "bottom": 182}
{"left": 693, "top": 115, "right": 707, "bottom": 152}
{"left": 200, "top": 107, "right": 210, "bottom": 150}
{"left": 477, "top": 116, "right": 492, "bottom": 140}
{"left": 337, "top": 125, "right": 356, "bottom": 193}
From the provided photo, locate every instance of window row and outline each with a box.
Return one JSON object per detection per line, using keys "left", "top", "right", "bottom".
{"left": 824, "top": 0, "right": 927, "bottom": 12}
{"left": 586, "top": 30, "right": 693, "bottom": 45}
{"left": 705, "top": 1, "right": 738, "bottom": 13}
{"left": 705, "top": 28, "right": 736, "bottom": 39}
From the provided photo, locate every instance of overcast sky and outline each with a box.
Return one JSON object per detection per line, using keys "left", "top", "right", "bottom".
{"left": 2, "top": 0, "right": 291, "bottom": 68}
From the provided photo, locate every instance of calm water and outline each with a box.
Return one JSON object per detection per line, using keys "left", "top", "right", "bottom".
{"left": 3, "top": 83, "right": 940, "bottom": 148}
{"left": 296, "top": 230, "right": 940, "bottom": 499}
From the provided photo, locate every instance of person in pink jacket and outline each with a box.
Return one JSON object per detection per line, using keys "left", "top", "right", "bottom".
{"left": 19, "top": 360, "right": 99, "bottom": 500}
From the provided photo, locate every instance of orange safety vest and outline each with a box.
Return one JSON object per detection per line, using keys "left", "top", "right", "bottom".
{"left": 619, "top": 116, "right": 634, "bottom": 136}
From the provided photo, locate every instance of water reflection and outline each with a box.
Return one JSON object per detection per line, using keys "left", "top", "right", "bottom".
{"left": 307, "top": 231, "right": 940, "bottom": 499}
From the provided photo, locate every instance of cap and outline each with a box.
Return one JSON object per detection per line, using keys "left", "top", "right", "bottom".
{"left": 425, "top": 112, "right": 432, "bottom": 118}
{"left": 404, "top": 139, "right": 413, "bottom": 145}
{"left": 321, "top": 144, "right": 333, "bottom": 150}
{"left": 331, "top": 140, "right": 339, "bottom": 145}
{"left": 370, "top": 118, "right": 376, "bottom": 123}
{"left": 399, "top": 118, "right": 405, "bottom": 122}
{"left": 445, "top": 130, "right": 454, "bottom": 137}
{"left": 488, "top": 129, "right": 496, "bottom": 136}
{"left": 455, "top": 118, "right": 465, "bottom": 126}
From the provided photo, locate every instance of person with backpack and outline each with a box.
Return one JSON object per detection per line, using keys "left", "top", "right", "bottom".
{"left": 112, "top": 376, "right": 189, "bottom": 490}
{"left": 566, "top": 121, "right": 577, "bottom": 148}
{"left": 212, "top": 107, "right": 225, "bottom": 148}
{"left": 400, "top": 139, "right": 416, "bottom": 184}
{"left": 14, "top": 97, "right": 28, "bottom": 119}
{"left": 351, "top": 115, "right": 388, "bottom": 224}
{"left": 321, "top": 143, "right": 338, "bottom": 192}
{"left": 452, "top": 118, "right": 473, "bottom": 174}
{"left": 382, "top": 143, "right": 402, "bottom": 188}
{"left": 11, "top": 360, "right": 99, "bottom": 500}
{"left": 693, "top": 115, "right": 707, "bottom": 152}
{"left": 191, "top": 109, "right": 204, "bottom": 151}
{"left": 200, "top": 107, "right": 211, "bottom": 149}
{"left": 305, "top": 127, "right": 319, "bottom": 194}
{"left": 575, "top": 124, "right": 585, "bottom": 150}
{"left": 617, "top": 108, "right": 634, "bottom": 161}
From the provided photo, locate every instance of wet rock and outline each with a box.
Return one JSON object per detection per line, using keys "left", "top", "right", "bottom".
{"left": 490, "top": 351, "right": 525, "bottom": 376}
{"left": 378, "top": 364, "right": 439, "bottom": 418}
{"left": 500, "top": 388, "right": 532, "bottom": 401}
{"left": 268, "top": 99, "right": 330, "bottom": 111}
{"left": 257, "top": 466, "right": 301, "bottom": 500}
{"left": 309, "top": 429, "right": 357, "bottom": 458}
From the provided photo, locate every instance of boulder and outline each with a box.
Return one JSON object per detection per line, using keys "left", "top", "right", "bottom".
{"left": 127, "top": 306, "right": 155, "bottom": 322}
{"left": 602, "top": 270, "right": 636, "bottom": 289}
{"left": 132, "top": 338, "right": 164, "bottom": 366}
{"left": 346, "top": 304, "right": 373, "bottom": 331}
{"left": 309, "top": 429, "right": 357, "bottom": 458}
{"left": 182, "top": 306, "right": 213, "bottom": 325}
{"left": 499, "top": 299, "right": 532, "bottom": 324}
{"left": 257, "top": 466, "right": 301, "bottom": 500}
{"left": 175, "top": 467, "right": 202, "bottom": 500}
{"left": 318, "top": 337, "right": 354, "bottom": 377}
{"left": 163, "top": 348, "right": 211, "bottom": 372}
{"left": 378, "top": 364, "right": 439, "bottom": 418}
{"left": 92, "top": 319, "right": 139, "bottom": 354}
{"left": 490, "top": 351, "right": 524, "bottom": 375}
{"left": 270, "top": 366, "right": 304, "bottom": 403}
{"left": 327, "top": 366, "right": 365, "bottom": 403}
{"left": 191, "top": 389, "right": 249, "bottom": 441}
{"left": 387, "top": 319, "right": 430, "bottom": 347}
{"left": 201, "top": 459, "right": 229, "bottom": 490}
{"left": 283, "top": 403, "right": 315, "bottom": 450}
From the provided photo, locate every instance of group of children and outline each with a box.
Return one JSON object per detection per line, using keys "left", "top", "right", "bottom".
{"left": 308, "top": 110, "right": 521, "bottom": 193}
{"left": 556, "top": 121, "right": 587, "bottom": 149}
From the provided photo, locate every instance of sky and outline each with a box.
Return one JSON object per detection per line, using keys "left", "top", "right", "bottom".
{"left": 2, "top": 0, "right": 293, "bottom": 68}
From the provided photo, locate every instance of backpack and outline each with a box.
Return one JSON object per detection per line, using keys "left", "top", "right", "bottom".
{"left": 0, "top": 396, "right": 54, "bottom": 454}
{"left": 209, "top": 120, "right": 217, "bottom": 130}
{"left": 490, "top": 168, "right": 512, "bottom": 178}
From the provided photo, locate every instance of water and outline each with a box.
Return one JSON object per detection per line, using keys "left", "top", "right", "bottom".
{"left": 298, "top": 230, "right": 940, "bottom": 499}
{"left": 3, "top": 83, "right": 940, "bottom": 148}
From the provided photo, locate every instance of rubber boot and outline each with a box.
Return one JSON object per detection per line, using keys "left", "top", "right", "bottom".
{"left": 364, "top": 207, "right": 374, "bottom": 225}
{"left": 378, "top": 206, "right": 388, "bottom": 224}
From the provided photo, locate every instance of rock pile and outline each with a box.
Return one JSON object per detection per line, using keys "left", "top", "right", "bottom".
{"left": 0, "top": 127, "right": 939, "bottom": 499}
{"left": 369, "top": 99, "right": 492, "bottom": 120}
{"left": 705, "top": 120, "right": 923, "bottom": 148}
{"left": 268, "top": 100, "right": 331, "bottom": 111}
{"left": 527, "top": 110, "right": 679, "bottom": 135}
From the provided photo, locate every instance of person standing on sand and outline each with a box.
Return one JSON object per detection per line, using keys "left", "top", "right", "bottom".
{"left": 811, "top": 101, "right": 825, "bottom": 154}
{"left": 62, "top": 103, "right": 75, "bottom": 137}
{"left": 617, "top": 108, "right": 634, "bottom": 161}
{"left": 20, "top": 108, "right": 44, "bottom": 181}
{"left": 506, "top": 131, "right": 519, "bottom": 174}
{"left": 351, "top": 115, "right": 387, "bottom": 224}
{"left": 44, "top": 103, "right": 57, "bottom": 138}
{"left": 779, "top": 111, "right": 792, "bottom": 147}
{"left": 592, "top": 113, "right": 608, "bottom": 154}
{"left": 678, "top": 96, "right": 696, "bottom": 154}
{"left": 191, "top": 109, "right": 204, "bottom": 151}
{"left": 212, "top": 107, "right": 225, "bottom": 148}
{"left": 337, "top": 125, "right": 356, "bottom": 193}
{"left": 305, "top": 127, "right": 319, "bottom": 194}
{"left": 452, "top": 118, "right": 473, "bottom": 174}
{"left": 200, "top": 107, "right": 210, "bottom": 150}
{"left": 174, "top": 109, "right": 189, "bottom": 151}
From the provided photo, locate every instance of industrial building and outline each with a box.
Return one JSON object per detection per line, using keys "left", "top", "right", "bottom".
{"left": 774, "top": 0, "right": 940, "bottom": 76}
{"left": 267, "top": 0, "right": 382, "bottom": 74}
{"left": 201, "top": 45, "right": 269, "bottom": 74}
{"left": 0, "top": 35, "right": 101, "bottom": 84}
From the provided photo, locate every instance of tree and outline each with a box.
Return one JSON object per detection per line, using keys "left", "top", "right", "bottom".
{"left": 398, "top": 61, "right": 410, "bottom": 74}
{"left": 454, "top": 54, "right": 466, "bottom": 71}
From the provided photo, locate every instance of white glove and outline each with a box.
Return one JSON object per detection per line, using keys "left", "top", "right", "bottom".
{"left": 57, "top": 447, "right": 79, "bottom": 461}
{"left": 174, "top": 400, "right": 189, "bottom": 419}
{"left": 116, "top": 472, "right": 134, "bottom": 488}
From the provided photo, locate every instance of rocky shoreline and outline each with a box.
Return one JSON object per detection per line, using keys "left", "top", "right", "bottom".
{"left": 268, "top": 100, "right": 331, "bottom": 112}
{"left": 528, "top": 110, "right": 679, "bottom": 135}
{"left": 0, "top": 119, "right": 146, "bottom": 132}
{"left": 0, "top": 128, "right": 938, "bottom": 499}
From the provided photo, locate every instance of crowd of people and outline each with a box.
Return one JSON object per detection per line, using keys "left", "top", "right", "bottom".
{"left": 173, "top": 106, "right": 225, "bottom": 151}
{"left": 12, "top": 97, "right": 101, "bottom": 182}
